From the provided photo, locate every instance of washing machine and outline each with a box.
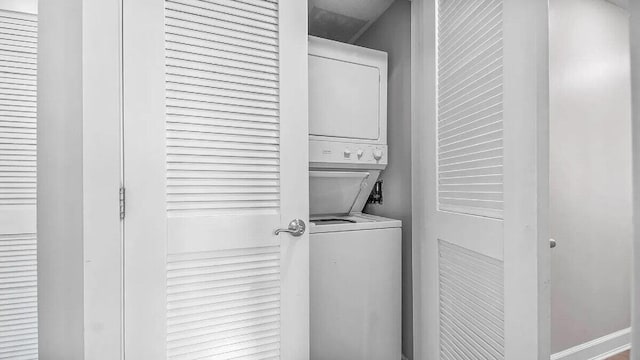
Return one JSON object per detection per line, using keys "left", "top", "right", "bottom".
{"left": 308, "top": 36, "right": 402, "bottom": 360}
{"left": 310, "top": 214, "right": 401, "bottom": 360}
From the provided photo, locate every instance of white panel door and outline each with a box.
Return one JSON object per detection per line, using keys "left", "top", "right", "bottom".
{"left": 0, "top": 6, "right": 38, "bottom": 360}
{"left": 123, "top": 0, "right": 309, "bottom": 358}
{"left": 412, "top": 0, "right": 550, "bottom": 359}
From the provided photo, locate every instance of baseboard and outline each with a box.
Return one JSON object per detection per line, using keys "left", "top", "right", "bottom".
{"left": 551, "top": 327, "right": 631, "bottom": 360}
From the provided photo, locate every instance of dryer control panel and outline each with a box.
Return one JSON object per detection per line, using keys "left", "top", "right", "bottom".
{"left": 310, "top": 140, "right": 387, "bottom": 169}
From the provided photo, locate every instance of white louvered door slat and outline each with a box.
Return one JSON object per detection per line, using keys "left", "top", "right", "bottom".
{"left": 437, "top": 0, "right": 504, "bottom": 219}
{"left": 435, "top": 8, "right": 507, "bottom": 356}
{"left": 124, "top": 0, "right": 308, "bottom": 358}
{"left": 0, "top": 8, "right": 37, "bottom": 360}
{"left": 414, "top": 0, "right": 550, "bottom": 359}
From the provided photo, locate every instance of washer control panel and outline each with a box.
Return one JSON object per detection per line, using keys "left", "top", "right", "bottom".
{"left": 310, "top": 140, "right": 387, "bottom": 167}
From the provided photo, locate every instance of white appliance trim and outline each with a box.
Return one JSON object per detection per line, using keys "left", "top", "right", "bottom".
{"left": 550, "top": 327, "right": 631, "bottom": 360}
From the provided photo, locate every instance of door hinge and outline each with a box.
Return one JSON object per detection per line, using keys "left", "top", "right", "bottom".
{"left": 119, "top": 186, "right": 126, "bottom": 220}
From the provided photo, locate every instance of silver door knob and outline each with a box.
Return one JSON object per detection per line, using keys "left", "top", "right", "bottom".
{"left": 275, "top": 219, "right": 306, "bottom": 237}
{"left": 550, "top": 238, "right": 557, "bottom": 249}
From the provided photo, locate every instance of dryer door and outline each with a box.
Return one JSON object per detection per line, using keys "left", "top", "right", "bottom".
{"left": 309, "top": 54, "right": 380, "bottom": 140}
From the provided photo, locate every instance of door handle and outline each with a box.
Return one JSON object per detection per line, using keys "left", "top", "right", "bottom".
{"left": 550, "top": 238, "right": 557, "bottom": 249}
{"left": 275, "top": 219, "right": 306, "bottom": 237}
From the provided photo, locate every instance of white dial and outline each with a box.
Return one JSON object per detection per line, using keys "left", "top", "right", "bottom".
{"left": 373, "top": 149, "right": 383, "bottom": 160}
{"left": 343, "top": 149, "right": 352, "bottom": 157}
{"left": 356, "top": 149, "right": 364, "bottom": 158}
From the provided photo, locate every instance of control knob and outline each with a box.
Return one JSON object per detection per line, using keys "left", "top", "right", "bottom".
{"left": 373, "top": 149, "right": 383, "bottom": 161}
{"left": 356, "top": 149, "right": 364, "bottom": 159}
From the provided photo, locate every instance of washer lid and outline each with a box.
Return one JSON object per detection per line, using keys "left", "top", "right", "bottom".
{"left": 310, "top": 213, "right": 402, "bottom": 233}
{"left": 309, "top": 170, "right": 379, "bottom": 216}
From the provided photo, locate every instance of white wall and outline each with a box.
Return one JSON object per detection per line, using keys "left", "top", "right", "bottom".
{"left": 630, "top": 1, "right": 640, "bottom": 358}
{"left": 550, "top": 0, "right": 632, "bottom": 353}
{"left": 38, "top": 0, "right": 122, "bottom": 358}
{"left": 38, "top": 0, "right": 84, "bottom": 357}
{"left": 355, "top": 1, "right": 413, "bottom": 358}
{"left": 81, "top": 0, "right": 123, "bottom": 357}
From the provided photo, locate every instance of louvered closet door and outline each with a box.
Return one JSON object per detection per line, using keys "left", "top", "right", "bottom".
{"left": 0, "top": 7, "right": 38, "bottom": 360}
{"left": 123, "top": 0, "right": 309, "bottom": 359}
{"left": 413, "top": 0, "right": 550, "bottom": 359}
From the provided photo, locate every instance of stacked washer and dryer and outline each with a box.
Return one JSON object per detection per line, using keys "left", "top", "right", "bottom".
{"left": 308, "top": 36, "right": 402, "bottom": 360}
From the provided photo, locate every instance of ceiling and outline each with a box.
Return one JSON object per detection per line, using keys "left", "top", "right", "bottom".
{"left": 607, "top": 0, "right": 629, "bottom": 9}
{"left": 308, "top": 0, "right": 630, "bottom": 45}
{"left": 308, "top": 0, "right": 396, "bottom": 43}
